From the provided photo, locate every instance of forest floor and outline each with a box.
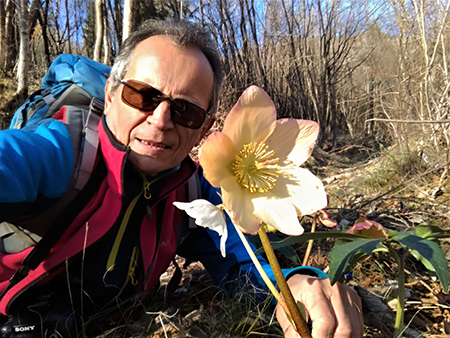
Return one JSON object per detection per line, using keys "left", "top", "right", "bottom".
{"left": 2, "top": 83, "right": 449, "bottom": 337}
{"left": 96, "top": 135, "right": 450, "bottom": 338}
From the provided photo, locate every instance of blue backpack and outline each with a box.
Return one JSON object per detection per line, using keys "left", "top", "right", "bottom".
{"left": 0, "top": 55, "right": 112, "bottom": 301}
{"left": 10, "top": 54, "right": 110, "bottom": 129}
{"left": 10, "top": 54, "right": 111, "bottom": 191}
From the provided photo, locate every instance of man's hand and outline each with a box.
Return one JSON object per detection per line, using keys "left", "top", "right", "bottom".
{"left": 276, "top": 274, "right": 364, "bottom": 337}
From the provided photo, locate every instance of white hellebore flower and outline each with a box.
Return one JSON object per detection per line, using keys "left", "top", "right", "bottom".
{"left": 199, "top": 85, "right": 328, "bottom": 235}
{"left": 173, "top": 199, "right": 228, "bottom": 257}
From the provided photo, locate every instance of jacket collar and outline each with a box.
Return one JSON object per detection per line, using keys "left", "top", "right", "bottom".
{"left": 98, "top": 116, "right": 197, "bottom": 196}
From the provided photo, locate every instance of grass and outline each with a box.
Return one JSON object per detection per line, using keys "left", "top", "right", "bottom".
{"left": 98, "top": 278, "right": 284, "bottom": 338}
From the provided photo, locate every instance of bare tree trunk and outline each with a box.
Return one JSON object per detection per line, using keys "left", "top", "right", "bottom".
{"left": 17, "top": 0, "right": 29, "bottom": 97}
{"left": 38, "top": 0, "right": 50, "bottom": 67}
{"left": 27, "top": 0, "right": 40, "bottom": 39}
{"left": 0, "top": 0, "right": 5, "bottom": 72}
{"left": 4, "top": 0, "right": 16, "bottom": 72}
{"left": 64, "top": 0, "right": 71, "bottom": 53}
{"left": 102, "top": 12, "right": 110, "bottom": 65}
{"left": 122, "top": 0, "right": 133, "bottom": 42}
{"left": 106, "top": 0, "right": 121, "bottom": 48}
{"left": 93, "top": 0, "right": 104, "bottom": 62}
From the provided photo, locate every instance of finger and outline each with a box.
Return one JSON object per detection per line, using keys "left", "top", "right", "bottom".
{"left": 348, "top": 287, "right": 364, "bottom": 336}
{"left": 306, "top": 294, "right": 337, "bottom": 338}
{"left": 285, "top": 276, "right": 338, "bottom": 338}
{"left": 346, "top": 286, "right": 364, "bottom": 337}
{"left": 325, "top": 283, "right": 359, "bottom": 337}
{"left": 275, "top": 304, "right": 301, "bottom": 338}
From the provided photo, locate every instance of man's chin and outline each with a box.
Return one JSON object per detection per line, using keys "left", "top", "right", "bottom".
{"left": 128, "top": 152, "right": 173, "bottom": 177}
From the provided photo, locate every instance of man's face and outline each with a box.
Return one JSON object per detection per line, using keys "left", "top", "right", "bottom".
{"left": 104, "top": 35, "right": 215, "bottom": 176}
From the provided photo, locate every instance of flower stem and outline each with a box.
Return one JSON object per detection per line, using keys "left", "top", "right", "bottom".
{"left": 386, "top": 241, "right": 408, "bottom": 338}
{"left": 302, "top": 215, "right": 317, "bottom": 266}
{"left": 231, "top": 223, "right": 291, "bottom": 316}
{"left": 258, "top": 226, "right": 312, "bottom": 338}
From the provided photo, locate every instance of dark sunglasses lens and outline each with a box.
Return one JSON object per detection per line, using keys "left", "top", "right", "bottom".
{"left": 121, "top": 80, "right": 207, "bottom": 129}
{"left": 171, "top": 100, "right": 206, "bottom": 129}
{"left": 121, "top": 80, "right": 160, "bottom": 111}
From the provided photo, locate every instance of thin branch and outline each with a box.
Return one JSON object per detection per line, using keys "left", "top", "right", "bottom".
{"left": 365, "top": 118, "right": 450, "bottom": 124}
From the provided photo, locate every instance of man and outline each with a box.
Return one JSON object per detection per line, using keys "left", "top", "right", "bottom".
{"left": 0, "top": 19, "right": 363, "bottom": 337}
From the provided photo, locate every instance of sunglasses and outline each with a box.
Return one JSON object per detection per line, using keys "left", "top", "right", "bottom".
{"left": 116, "top": 78, "right": 209, "bottom": 129}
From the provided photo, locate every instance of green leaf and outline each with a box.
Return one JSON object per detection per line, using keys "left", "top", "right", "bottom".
{"left": 329, "top": 238, "right": 385, "bottom": 285}
{"left": 250, "top": 232, "right": 299, "bottom": 264}
{"left": 410, "top": 249, "right": 437, "bottom": 279}
{"left": 255, "top": 231, "right": 369, "bottom": 254}
{"left": 296, "top": 301, "right": 307, "bottom": 321}
{"left": 413, "top": 225, "right": 450, "bottom": 240}
{"left": 414, "top": 225, "right": 443, "bottom": 237}
{"left": 394, "top": 234, "right": 449, "bottom": 292}
{"left": 268, "top": 232, "right": 299, "bottom": 264}
{"left": 336, "top": 251, "right": 369, "bottom": 283}
{"left": 387, "top": 229, "right": 398, "bottom": 237}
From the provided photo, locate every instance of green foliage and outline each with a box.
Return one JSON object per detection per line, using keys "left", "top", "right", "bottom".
{"left": 271, "top": 225, "right": 450, "bottom": 292}
{"left": 393, "top": 232, "right": 449, "bottom": 291}
{"left": 266, "top": 221, "right": 450, "bottom": 335}
{"left": 329, "top": 238, "right": 385, "bottom": 285}
{"left": 256, "top": 231, "right": 369, "bottom": 255}
{"left": 249, "top": 232, "right": 300, "bottom": 265}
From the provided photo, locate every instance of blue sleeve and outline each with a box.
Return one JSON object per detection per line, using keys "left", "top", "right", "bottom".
{"left": 177, "top": 170, "right": 328, "bottom": 295}
{"left": 0, "top": 120, "right": 74, "bottom": 219}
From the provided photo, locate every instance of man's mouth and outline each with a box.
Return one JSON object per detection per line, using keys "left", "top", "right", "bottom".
{"left": 137, "top": 138, "right": 169, "bottom": 149}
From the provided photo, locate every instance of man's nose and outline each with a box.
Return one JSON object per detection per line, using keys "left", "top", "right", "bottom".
{"left": 146, "top": 100, "right": 174, "bottom": 130}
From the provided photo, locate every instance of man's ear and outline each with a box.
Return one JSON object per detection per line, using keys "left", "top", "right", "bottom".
{"left": 103, "top": 77, "right": 115, "bottom": 115}
{"left": 198, "top": 116, "right": 216, "bottom": 142}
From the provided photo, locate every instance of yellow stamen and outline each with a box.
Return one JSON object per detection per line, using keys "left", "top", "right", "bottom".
{"left": 233, "top": 141, "right": 280, "bottom": 193}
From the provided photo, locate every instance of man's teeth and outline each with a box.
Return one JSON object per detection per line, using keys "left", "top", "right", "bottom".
{"left": 138, "top": 139, "right": 167, "bottom": 148}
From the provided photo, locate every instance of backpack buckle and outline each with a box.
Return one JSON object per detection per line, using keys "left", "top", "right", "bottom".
{"left": 41, "top": 88, "right": 55, "bottom": 105}
{"left": 89, "top": 97, "right": 104, "bottom": 116}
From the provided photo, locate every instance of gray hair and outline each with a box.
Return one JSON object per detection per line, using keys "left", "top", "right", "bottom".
{"left": 109, "top": 19, "right": 222, "bottom": 116}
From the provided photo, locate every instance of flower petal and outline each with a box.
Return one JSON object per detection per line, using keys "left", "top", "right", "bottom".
{"left": 264, "top": 119, "right": 319, "bottom": 166}
{"left": 173, "top": 199, "right": 228, "bottom": 257}
{"left": 252, "top": 197, "right": 304, "bottom": 236}
{"left": 317, "top": 209, "right": 337, "bottom": 228}
{"left": 220, "top": 176, "right": 261, "bottom": 234}
{"left": 199, "top": 132, "right": 236, "bottom": 187}
{"left": 222, "top": 86, "right": 275, "bottom": 149}
{"left": 269, "top": 168, "right": 327, "bottom": 216}
{"left": 346, "top": 218, "right": 388, "bottom": 239}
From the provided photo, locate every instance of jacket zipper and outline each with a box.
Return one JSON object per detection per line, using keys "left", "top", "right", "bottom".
{"left": 106, "top": 174, "right": 156, "bottom": 272}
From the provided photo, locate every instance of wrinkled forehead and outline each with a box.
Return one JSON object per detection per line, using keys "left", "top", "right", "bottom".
{"left": 123, "top": 35, "right": 214, "bottom": 106}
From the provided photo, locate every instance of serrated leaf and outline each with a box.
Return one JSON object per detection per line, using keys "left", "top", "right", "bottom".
{"left": 329, "top": 238, "right": 385, "bottom": 285}
{"left": 395, "top": 234, "right": 449, "bottom": 292}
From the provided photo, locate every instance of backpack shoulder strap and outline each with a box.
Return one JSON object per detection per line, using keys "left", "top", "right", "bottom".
{"left": 72, "top": 97, "right": 104, "bottom": 191}
{"left": 169, "top": 171, "right": 202, "bottom": 293}
{"left": 176, "top": 170, "right": 201, "bottom": 248}
{"left": 0, "top": 99, "right": 105, "bottom": 300}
